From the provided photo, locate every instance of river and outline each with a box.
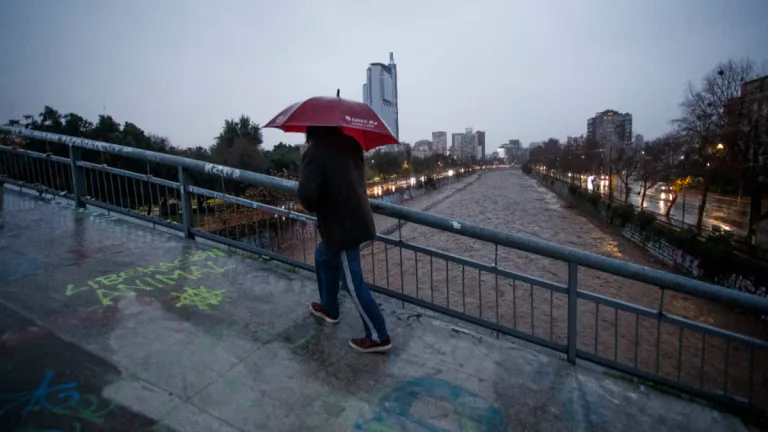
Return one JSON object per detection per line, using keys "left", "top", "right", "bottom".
{"left": 276, "top": 168, "right": 766, "bottom": 405}
{"left": 358, "top": 169, "right": 766, "bottom": 405}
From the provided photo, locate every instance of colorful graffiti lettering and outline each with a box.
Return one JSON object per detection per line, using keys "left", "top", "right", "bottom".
{"left": 354, "top": 377, "right": 508, "bottom": 431}
{"left": 0, "top": 371, "right": 115, "bottom": 428}
{"left": 64, "top": 249, "right": 234, "bottom": 306}
{"left": 171, "top": 286, "right": 226, "bottom": 310}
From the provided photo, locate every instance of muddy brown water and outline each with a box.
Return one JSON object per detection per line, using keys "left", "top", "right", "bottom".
{"left": 278, "top": 169, "right": 767, "bottom": 407}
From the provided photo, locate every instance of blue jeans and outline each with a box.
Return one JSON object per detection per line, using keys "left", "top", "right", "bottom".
{"left": 314, "top": 242, "right": 388, "bottom": 342}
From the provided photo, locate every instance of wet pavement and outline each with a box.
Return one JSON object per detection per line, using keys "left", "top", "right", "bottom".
{"left": 0, "top": 186, "right": 751, "bottom": 431}
{"left": 0, "top": 302, "right": 164, "bottom": 432}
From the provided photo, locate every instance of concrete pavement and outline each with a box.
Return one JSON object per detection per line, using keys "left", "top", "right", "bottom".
{"left": 0, "top": 187, "right": 750, "bottom": 431}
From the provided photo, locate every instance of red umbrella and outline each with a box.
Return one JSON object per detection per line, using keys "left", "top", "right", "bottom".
{"left": 264, "top": 94, "right": 398, "bottom": 151}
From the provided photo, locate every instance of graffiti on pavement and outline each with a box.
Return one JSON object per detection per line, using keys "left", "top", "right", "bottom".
{"left": 0, "top": 370, "right": 115, "bottom": 430}
{"left": 355, "top": 377, "right": 508, "bottom": 431}
{"left": 171, "top": 286, "right": 226, "bottom": 310}
{"left": 64, "top": 248, "right": 235, "bottom": 307}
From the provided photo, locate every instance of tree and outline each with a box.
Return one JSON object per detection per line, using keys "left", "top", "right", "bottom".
{"left": 371, "top": 151, "right": 401, "bottom": 178}
{"left": 216, "top": 137, "right": 268, "bottom": 174}
{"left": 265, "top": 143, "right": 302, "bottom": 177}
{"left": 674, "top": 58, "right": 761, "bottom": 234}
{"left": 614, "top": 145, "right": 640, "bottom": 202}
{"left": 62, "top": 113, "right": 93, "bottom": 138}
{"left": 90, "top": 115, "right": 122, "bottom": 143}
{"left": 604, "top": 144, "right": 618, "bottom": 202}
{"left": 637, "top": 140, "right": 663, "bottom": 208}
{"left": 712, "top": 62, "right": 768, "bottom": 244}
{"left": 664, "top": 176, "right": 692, "bottom": 218}
{"left": 210, "top": 115, "right": 267, "bottom": 177}
{"left": 211, "top": 115, "right": 263, "bottom": 158}
{"left": 38, "top": 106, "right": 63, "bottom": 132}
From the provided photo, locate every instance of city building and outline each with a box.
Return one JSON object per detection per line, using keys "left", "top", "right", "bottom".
{"left": 412, "top": 139, "right": 437, "bottom": 159}
{"left": 450, "top": 129, "right": 486, "bottom": 161}
{"left": 474, "top": 130, "right": 486, "bottom": 160}
{"left": 586, "top": 109, "right": 633, "bottom": 149}
{"left": 459, "top": 128, "right": 475, "bottom": 161}
{"left": 500, "top": 139, "right": 523, "bottom": 163}
{"left": 432, "top": 131, "right": 448, "bottom": 155}
{"left": 363, "top": 52, "right": 399, "bottom": 151}
{"left": 728, "top": 74, "right": 768, "bottom": 124}
{"left": 451, "top": 132, "right": 464, "bottom": 157}
{"left": 743, "top": 74, "right": 768, "bottom": 105}
{"left": 633, "top": 133, "right": 645, "bottom": 147}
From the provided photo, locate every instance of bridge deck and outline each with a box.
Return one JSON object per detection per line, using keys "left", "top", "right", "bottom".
{"left": 0, "top": 187, "right": 747, "bottom": 432}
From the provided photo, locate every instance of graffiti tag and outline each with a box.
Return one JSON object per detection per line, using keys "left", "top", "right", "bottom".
{"left": 0, "top": 371, "right": 115, "bottom": 428}
{"left": 355, "top": 377, "right": 508, "bottom": 431}
{"left": 64, "top": 249, "right": 234, "bottom": 306}
{"left": 171, "top": 286, "right": 226, "bottom": 310}
{"left": 204, "top": 163, "right": 241, "bottom": 180}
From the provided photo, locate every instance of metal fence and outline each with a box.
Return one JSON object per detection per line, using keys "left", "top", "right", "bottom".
{"left": 2, "top": 126, "right": 768, "bottom": 414}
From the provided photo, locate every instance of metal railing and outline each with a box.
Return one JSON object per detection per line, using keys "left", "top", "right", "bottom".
{"left": 2, "top": 126, "right": 768, "bottom": 414}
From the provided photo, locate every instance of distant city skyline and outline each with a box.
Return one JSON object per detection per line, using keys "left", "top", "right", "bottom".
{"left": 1, "top": 1, "right": 766, "bottom": 150}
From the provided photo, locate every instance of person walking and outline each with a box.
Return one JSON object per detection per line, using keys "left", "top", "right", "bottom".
{"left": 297, "top": 126, "right": 391, "bottom": 353}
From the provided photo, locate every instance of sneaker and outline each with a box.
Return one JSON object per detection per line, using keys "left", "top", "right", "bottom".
{"left": 309, "top": 302, "right": 339, "bottom": 324}
{"left": 349, "top": 336, "right": 392, "bottom": 353}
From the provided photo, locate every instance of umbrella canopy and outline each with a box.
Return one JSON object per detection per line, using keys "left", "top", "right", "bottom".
{"left": 264, "top": 96, "right": 398, "bottom": 151}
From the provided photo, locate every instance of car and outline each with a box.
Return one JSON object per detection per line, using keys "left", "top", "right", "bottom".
{"left": 654, "top": 182, "right": 671, "bottom": 192}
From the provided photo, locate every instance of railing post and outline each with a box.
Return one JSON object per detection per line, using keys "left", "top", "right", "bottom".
{"left": 69, "top": 146, "right": 86, "bottom": 208}
{"left": 178, "top": 166, "right": 195, "bottom": 240}
{"left": 567, "top": 262, "right": 578, "bottom": 364}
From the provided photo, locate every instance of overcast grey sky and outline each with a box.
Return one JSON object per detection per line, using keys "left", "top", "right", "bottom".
{"left": 1, "top": 0, "right": 766, "bottom": 150}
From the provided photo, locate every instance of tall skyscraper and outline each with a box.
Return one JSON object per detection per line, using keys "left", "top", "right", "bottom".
{"left": 363, "top": 52, "right": 399, "bottom": 151}
{"left": 432, "top": 131, "right": 448, "bottom": 155}
{"left": 451, "top": 132, "right": 464, "bottom": 157}
{"left": 474, "top": 131, "right": 486, "bottom": 160}
{"left": 459, "top": 128, "right": 475, "bottom": 160}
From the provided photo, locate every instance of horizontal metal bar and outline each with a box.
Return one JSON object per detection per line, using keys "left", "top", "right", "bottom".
{"left": 367, "top": 282, "right": 568, "bottom": 353}
{"left": 579, "top": 290, "right": 663, "bottom": 317}
{"left": 0, "top": 144, "right": 71, "bottom": 164}
{"left": 4, "top": 126, "right": 767, "bottom": 315}
{"left": 78, "top": 161, "right": 180, "bottom": 189}
{"left": 0, "top": 174, "right": 73, "bottom": 198}
{"left": 375, "top": 235, "right": 568, "bottom": 294}
{"left": 188, "top": 186, "right": 316, "bottom": 225}
{"left": 661, "top": 313, "right": 768, "bottom": 350}
{"left": 192, "top": 229, "right": 315, "bottom": 272}
{"left": 578, "top": 290, "right": 768, "bottom": 350}
{"left": 83, "top": 198, "right": 183, "bottom": 232}
{"left": 370, "top": 199, "right": 768, "bottom": 315}
{"left": 2, "top": 126, "right": 297, "bottom": 193}
{"left": 576, "top": 350, "right": 757, "bottom": 413}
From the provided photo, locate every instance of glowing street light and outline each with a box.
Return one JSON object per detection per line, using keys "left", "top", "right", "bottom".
{"left": 716, "top": 143, "right": 724, "bottom": 150}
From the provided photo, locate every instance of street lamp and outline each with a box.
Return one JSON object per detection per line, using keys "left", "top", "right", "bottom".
{"left": 716, "top": 143, "right": 724, "bottom": 150}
